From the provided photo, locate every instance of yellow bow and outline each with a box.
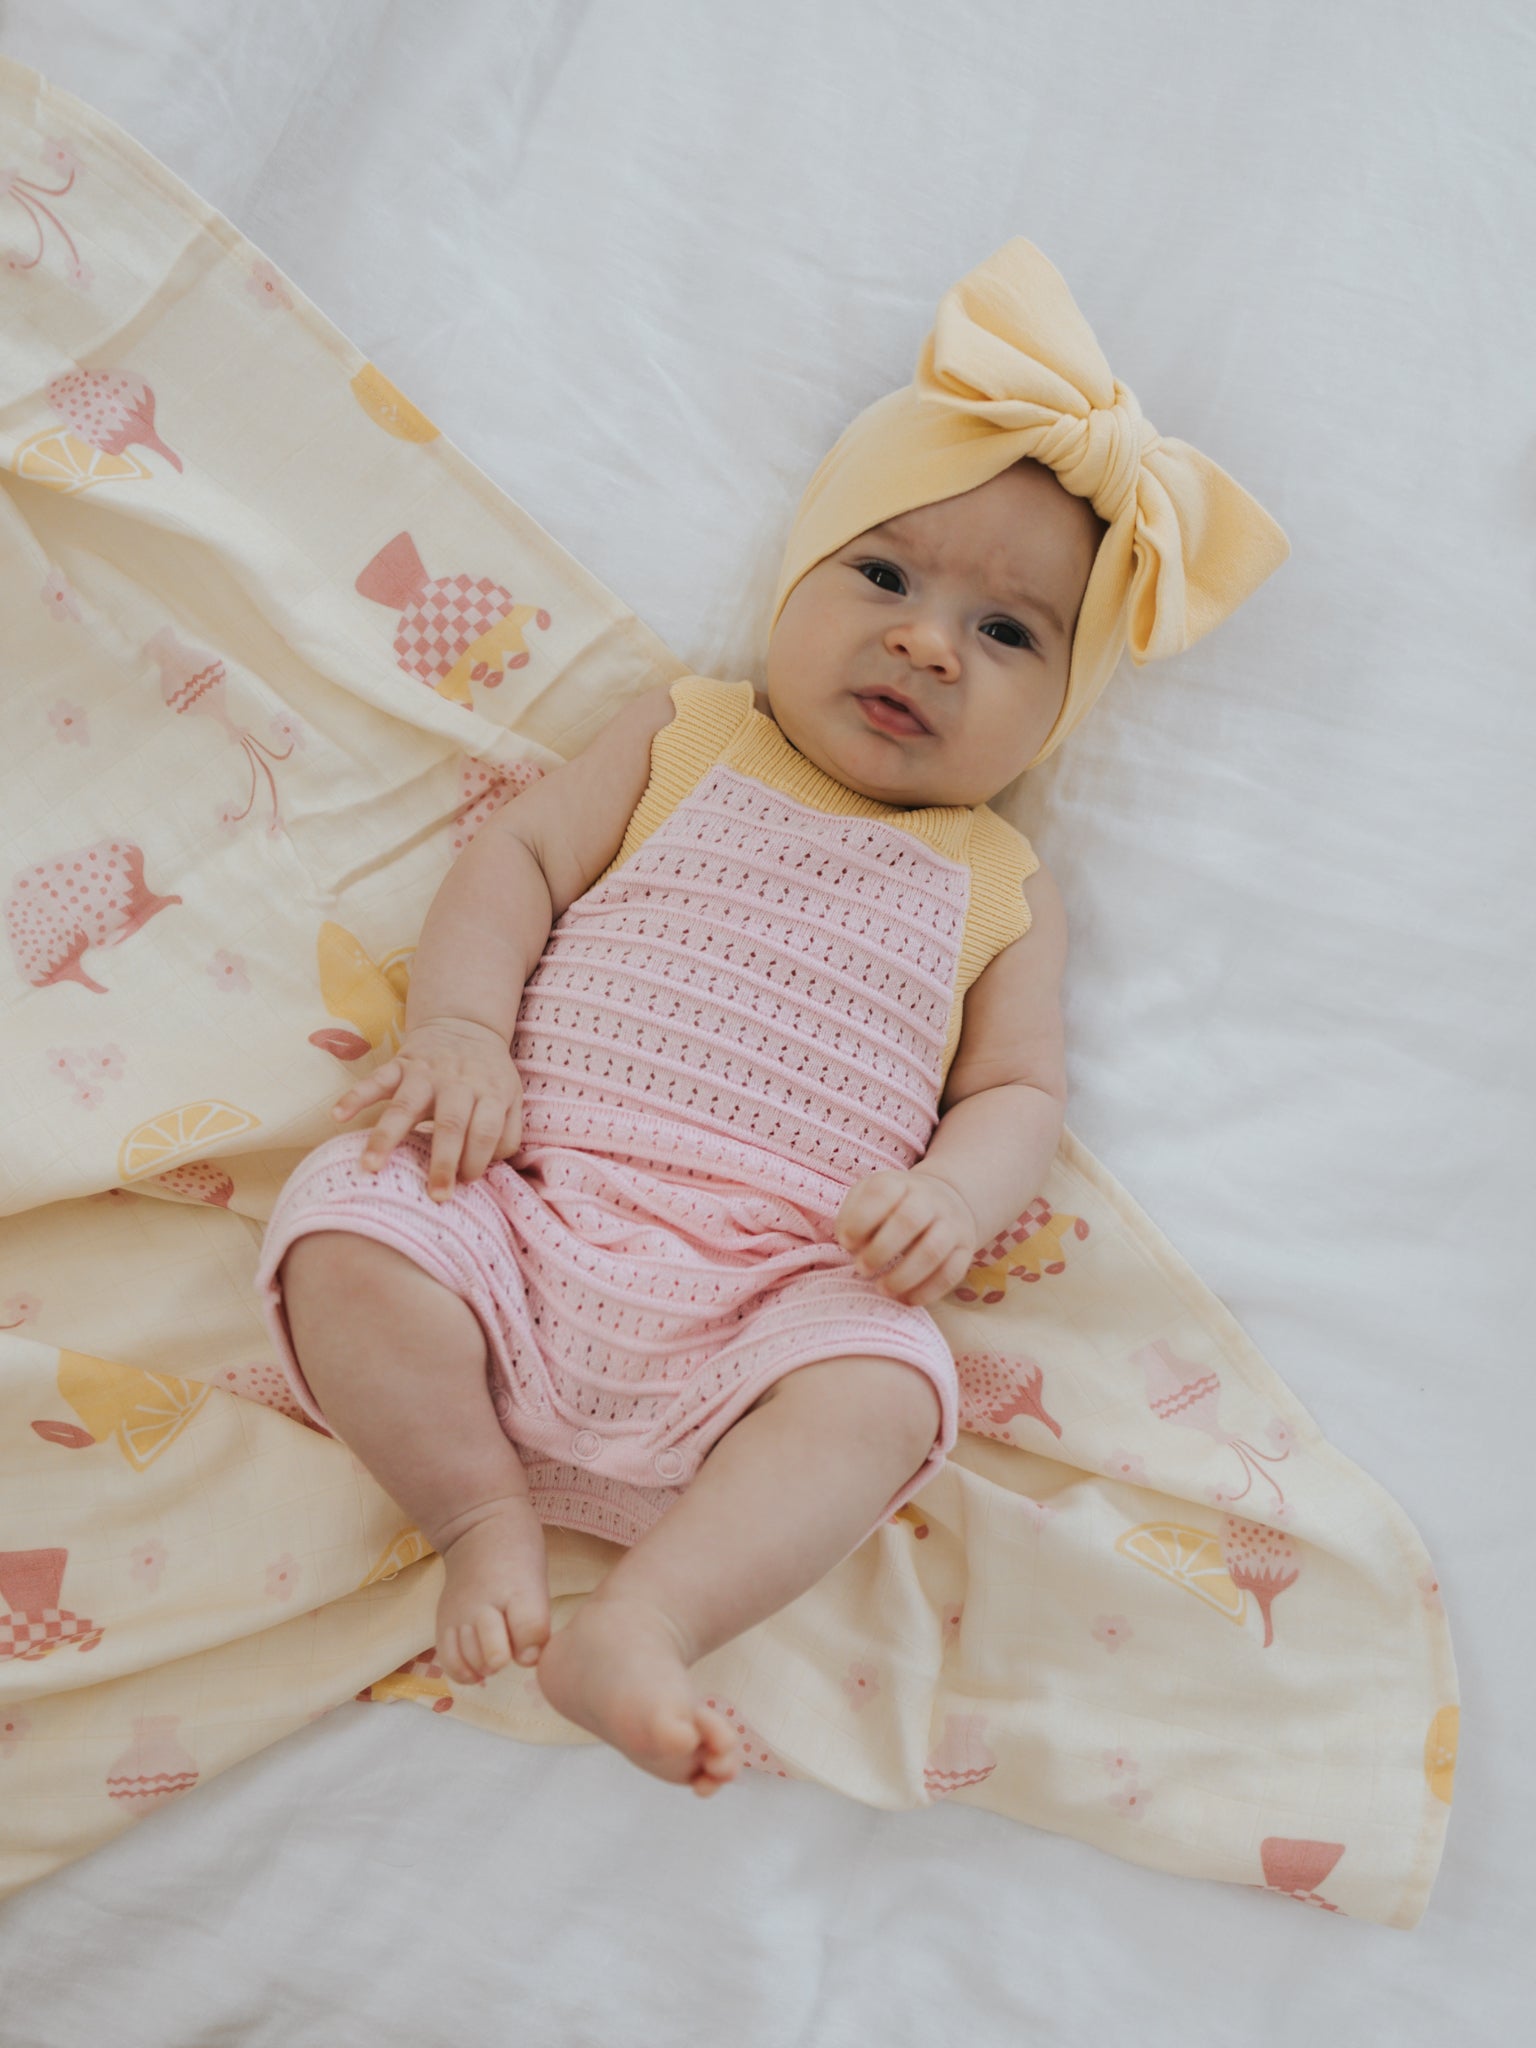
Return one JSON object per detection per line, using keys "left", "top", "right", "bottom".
{"left": 771, "top": 239, "right": 1290, "bottom": 770}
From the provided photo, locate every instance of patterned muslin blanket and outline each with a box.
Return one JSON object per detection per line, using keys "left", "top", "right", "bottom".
{"left": 0, "top": 58, "right": 1457, "bottom": 1924}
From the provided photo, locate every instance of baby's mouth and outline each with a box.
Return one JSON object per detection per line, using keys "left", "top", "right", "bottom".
{"left": 855, "top": 692, "right": 932, "bottom": 737}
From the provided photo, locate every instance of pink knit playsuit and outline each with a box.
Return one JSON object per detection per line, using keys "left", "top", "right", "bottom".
{"left": 255, "top": 676, "right": 1039, "bottom": 1552}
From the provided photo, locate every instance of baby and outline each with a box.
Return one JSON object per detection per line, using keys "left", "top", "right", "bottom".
{"left": 255, "top": 239, "right": 1286, "bottom": 1798}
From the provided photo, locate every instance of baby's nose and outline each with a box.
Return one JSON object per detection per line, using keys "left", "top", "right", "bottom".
{"left": 885, "top": 619, "right": 959, "bottom": 675}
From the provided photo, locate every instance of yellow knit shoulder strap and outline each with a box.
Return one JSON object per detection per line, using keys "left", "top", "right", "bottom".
{"left": 599, "top": 675, "right": 756, "bottom": 879}
{"left": 941, "top": 804, "right": 1041, "bottom": 1080}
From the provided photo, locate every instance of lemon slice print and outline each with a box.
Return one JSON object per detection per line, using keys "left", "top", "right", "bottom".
{"left": 1115, "top": 1522, "right": 1247, "bottom": 1622}
{"left": 1424, "top": 1705, "right": 1458, "bottom": 1804}
{"left": 117, "top": 1100, "right": 261, "bottom": 1181}
{"left": 350, "top": 365, "right": 440, "bottom": 442}
{"left": 316, "top": 922, "right": 411, "bottom": 1051}
{"left": 11, "top": 429, "right": 151, "bottom": 492}
{"left": 57, "top": 1349, "right": 210, "bottom": 1470}
{"left": 361, "top": 1526, "right": 434, "bottom": 1587}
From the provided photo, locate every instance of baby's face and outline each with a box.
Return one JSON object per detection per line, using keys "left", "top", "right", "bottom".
{"left": 764, "top": 459, "right": 1103, "bottom": 808}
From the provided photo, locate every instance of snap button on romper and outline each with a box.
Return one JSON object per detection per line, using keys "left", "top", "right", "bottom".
{"left": 256, "top": 677, "right": 1038, "bottom": 1550}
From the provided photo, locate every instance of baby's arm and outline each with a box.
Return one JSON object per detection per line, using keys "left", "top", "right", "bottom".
{"left": 835, "top": 861, "right": 1068, "bottom": 1304}
{"left": 333, "top": 681, "right": 677, "bottom": 1192}
{"left": 406, "top": 682, "right": 678, "bottom": 1039}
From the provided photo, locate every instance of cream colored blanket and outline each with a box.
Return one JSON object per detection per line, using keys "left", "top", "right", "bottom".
{"left": 0, "top": 59, "right": 1457, "bottom": 1924}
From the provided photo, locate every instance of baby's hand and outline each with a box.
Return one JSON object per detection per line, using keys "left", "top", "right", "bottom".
{"left": 330, "top": 1018, "right": 524, "bottom": 1200}
{"left": 833, "top": 1168, "right": 980, "bottom": 1309}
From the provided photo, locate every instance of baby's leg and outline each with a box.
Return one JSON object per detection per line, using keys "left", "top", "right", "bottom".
{"left": 278, "top": 1230, "right": 549, "bottom": 1685}
{"left": 535, "top": 1356, "right": 942, "bottom": 1797}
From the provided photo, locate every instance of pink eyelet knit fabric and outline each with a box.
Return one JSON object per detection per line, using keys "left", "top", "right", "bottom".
{"left": 255, "top": 679, "right": 1035, "bottom": 1551}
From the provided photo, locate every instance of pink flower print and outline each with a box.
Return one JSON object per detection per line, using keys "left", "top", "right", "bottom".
{"left": 841, "top": 1660, "right": 881, "bottom": 1710}
{"left": 1419, "top": 1568, "right": 1443, "bottom": 1614}
{"left": 128, "top": 1538, "right": 167, "bottom": 1590}
{"left": 215, "top": 797, "right": 245, "bottom": 832}
{"left": 265, "top": 1553, "right": 301, "bottom": 1602}
{"left": 1, "top": 1294, "right": 41, "bottom": 1330}
{"left": 0, "top": 1712, "right": 33, "bottom": 1758}
{"left": 270, "top": 712, "right": 304, "bottom": 751}
{"left": 1207, "top": 1482, "right": 1237, "bottom": 1508}
{"left": 45, "top": 1044, "right": 120, "bottom": 1107}
{"left": 941, "top": 1604, "right": 963, "bottom": 1647}
{"left": 1092, "top": 1614, "right": 1133, "bottom": 1653}
{"left": 1104, "top": 1447, "right": 1148, "bottom": 1486}
{"left": 246, "top": 259, "right": 293, "bottom": 311}
{"left": 42, "top": 139, "right": 81, "bottom": 179}
{"left": 41, "top": 568, "right": 83, "bottom": 622}
{"left": 207, "top": 949, "right": 251, "bottom": 994}
{"left": 1102, "top": 1747, "right": 1138, "bottom": 1778}
{"left": 1107, "top": 1784, "right": 1154, "bottom": 1822}
{"left": 47, "top": 701, "right": 90, "bottom": 745}
{"left": 1266, "top": 1417, "right": 1295, "bottom": 1454}
{"left": 1018, "top": 1496, "right": 1056, "bottom": 1530}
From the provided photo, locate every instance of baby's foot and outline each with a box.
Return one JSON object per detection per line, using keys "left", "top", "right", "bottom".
{"left": 534, "top": 1596, "right": 742, "bottom": 1798}
{"left": 432, "top": 1497, "right": 551, "bottom": 1686}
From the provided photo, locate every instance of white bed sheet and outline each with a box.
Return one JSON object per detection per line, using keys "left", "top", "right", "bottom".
{"left": 1, "top": 0, "right": 1531, "bottom": 2042}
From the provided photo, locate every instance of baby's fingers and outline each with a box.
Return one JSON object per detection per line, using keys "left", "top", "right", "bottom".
{"left": 332, "top": 1061, "right": 402, "bottom": 1122}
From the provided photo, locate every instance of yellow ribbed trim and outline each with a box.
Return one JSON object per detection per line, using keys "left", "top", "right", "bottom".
{"left": 600, "top": 674, "right": 1039, "bottom": 1080}
{"left": 599, "top": 676, "right": 756, "bottom": 880}
{"left": 947, "top": 804, "right": 1039, "bottom": 1077}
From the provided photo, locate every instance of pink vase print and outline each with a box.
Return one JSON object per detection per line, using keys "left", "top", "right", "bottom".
{"left": 1221, "top": 1514, "right": 1300, "bottom": 1647}
{"left": 2, "top": 140, "right": 89, "bottom": 286}
{"left": 105, "top": 1715, "right": 200, "bottom": 1807}
{"left": 5, "top": 840, "right": 181, "bottom": 993}
{"left": 1132, "top": 1339, "right": 1289, "bottom": 1509}
{"left": 1260, "top": 1837, "right": 1344, "bottom": 1912}
{"left": 924, "top": 1712, "right": 997, "bottom": 1799}
{"left": 355, "top": 531, "right": 551, "bottom": 705}
{"left": 144, "top": 627, "right": 297, "bottom": 835}
{"left": 47, "top": 367, "right": 181, "bottom": 468}
{"left": 0, "top": 1547, "right": 104, "bottom": 1660}
{"left": 955, "top": 1351, "right": 1062, "bottom": 1442}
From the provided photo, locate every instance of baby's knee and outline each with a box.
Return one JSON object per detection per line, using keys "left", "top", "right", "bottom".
{"left": 766, "top": 1355, "right": 943, "bottom": 1465}
{"left": 278, "top": 1228, "right": 407, "bottom": 1305}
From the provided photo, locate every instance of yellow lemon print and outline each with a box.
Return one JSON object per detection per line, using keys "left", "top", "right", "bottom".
{"left": 1424, "top": 1705, "right": 1458, "bottom": 1804}
{"left": 118, "top": 1100, "right": 262, "bottom": 1181}
{"left": 57, "top": 1349, "right": 210, "bottom": 1470}
{"left": 316, "top": 923, "right": 413, "bottom": 1052}
{"left": 1115, "top": 1522, "right": 1247, "bottom": 1622}
{"left": 350, "top": 364, "right": 440, "bottom": 442}
{"left": 11, "top": 429, "right": 152, "bottom": 492}
{"left": 360, "top": 1526, "right": 435, "bottom": 1587}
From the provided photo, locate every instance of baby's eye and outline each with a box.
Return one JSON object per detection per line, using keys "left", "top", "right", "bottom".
{"left": 857, "top": 561, "right": 905, "bottom": 593}
{"left": 982, "top": 619, "right": 1036, "bottom": 652}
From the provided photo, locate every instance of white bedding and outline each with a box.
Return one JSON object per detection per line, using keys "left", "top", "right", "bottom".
{"left": 0, "top": 1, "right": 1530, "bottom": 2042}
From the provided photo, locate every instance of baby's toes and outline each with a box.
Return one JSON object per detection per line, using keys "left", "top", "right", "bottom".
{"left": 692, "top": 1705, "right": 744, "bottom": 1793}
{"left": 504, "top": 1591, "right": 551, "bottom": 1667}
{"left": 468, "top": 1607, "right": 517, "bottom": 1677}
{"left": 438, "top": 1624, "right": 485, "bottom": 1687}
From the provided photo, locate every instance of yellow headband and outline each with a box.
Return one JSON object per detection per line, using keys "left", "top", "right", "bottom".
{"left": 769, "top": 239, "right": 1291, "bottom": 770}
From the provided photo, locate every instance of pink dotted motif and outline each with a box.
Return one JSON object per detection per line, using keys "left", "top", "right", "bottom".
{"left": 6, "top": 841, "right": 182, "bottom": 993}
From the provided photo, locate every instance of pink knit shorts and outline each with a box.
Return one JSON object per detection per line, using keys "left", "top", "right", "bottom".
{"left": 254, "top": 1128, "right": 958, "bottom": 1551}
